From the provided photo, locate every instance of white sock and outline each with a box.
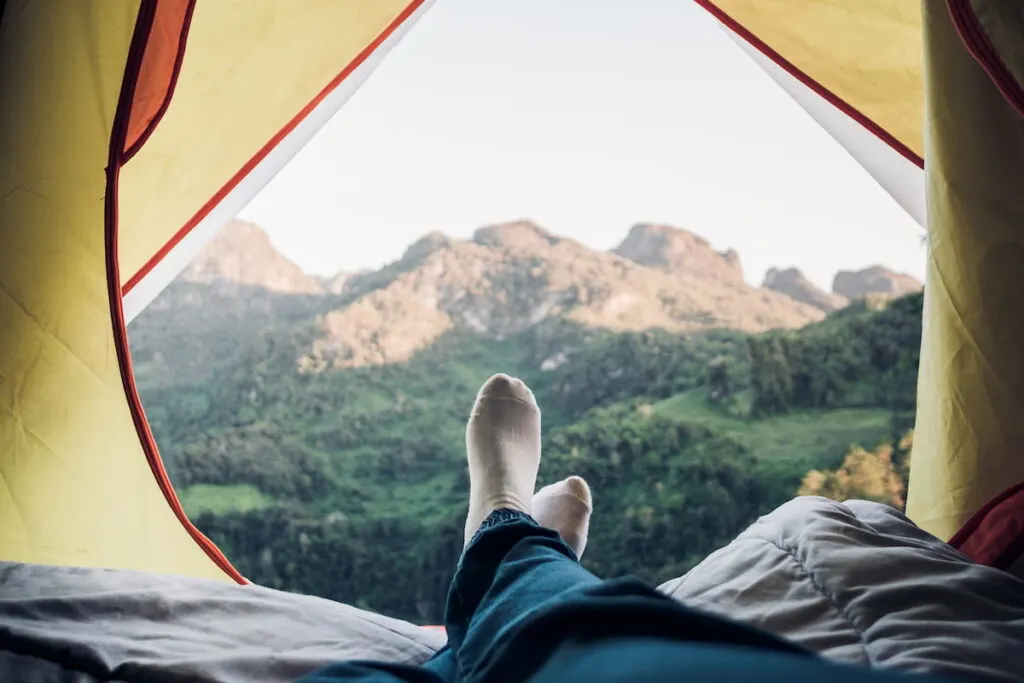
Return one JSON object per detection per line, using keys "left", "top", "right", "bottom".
{"left": 464, "top": 374, "right": 542, "bottom": 545}
{"left": 533, "top": 476, "right": 593, "bottom": 558}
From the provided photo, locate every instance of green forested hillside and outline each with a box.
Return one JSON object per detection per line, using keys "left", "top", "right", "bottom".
{"left": 136, "top": 283, "right": 922, "bottom": 623}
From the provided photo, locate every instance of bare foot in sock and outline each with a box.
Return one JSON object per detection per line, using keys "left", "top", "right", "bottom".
{"left": 464, "top": 374, "right": 542, "bottom": 545}
{"left": 533, "top": 476, "right": 593, "bottom": 558}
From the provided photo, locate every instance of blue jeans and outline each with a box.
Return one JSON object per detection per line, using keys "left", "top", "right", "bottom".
{"left": 300, "top": 510, "right": 956, "bottom": 683}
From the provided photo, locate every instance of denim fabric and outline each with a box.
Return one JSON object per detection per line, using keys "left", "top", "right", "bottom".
{"left": 299, "top": 510, "right": 955, "bottom": 683}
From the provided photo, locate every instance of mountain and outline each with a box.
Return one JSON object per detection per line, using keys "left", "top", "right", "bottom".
{"left": 832, "top": 266, "right": 923, "bottom": 301}
{"left": 129, "top": 218, "right": 923, "bottom": 624}
{"left": 132, "top": 221, "right": 334, "bottom": 387}
{"left": 304, "top": 220, "right": 824, "bottom": 370}
{"left": 324, "top": 269, "right": 367, "bottom": 295}
{"left": 762, "top": 267, "right": 848, "bottom": 313}
{"left": 613, "top": 223, "right": 744, "bottom": 283}
{"left": 180, "top": 220, "right": 324, "bottom": 294}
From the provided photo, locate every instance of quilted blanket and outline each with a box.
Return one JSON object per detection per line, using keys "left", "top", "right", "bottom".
{"left": 2, "top": 497, "right": 1023, "bottom": 682}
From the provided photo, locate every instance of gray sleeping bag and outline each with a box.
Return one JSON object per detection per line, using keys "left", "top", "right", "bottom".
{"left": 2, "top": 497, "right": 1023, "bottom": 683}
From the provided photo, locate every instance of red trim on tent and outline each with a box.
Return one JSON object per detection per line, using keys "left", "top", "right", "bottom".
{"left": 105, "top": 0, "right": 246, "bottom": 584}
{"left": 121, "top": 0, "right": 428, "bottom": 295}
{"left": 694, "top": 0, "right": 925, "bottom": 169}
{"left": 949, "top": 481, "right": 1024, "bottom": 571}
{"left": 124, "top": 0, "right": 196, "bottom": 162}
{"left": 946, "top": 0, "right": 1024, "bottom": 121}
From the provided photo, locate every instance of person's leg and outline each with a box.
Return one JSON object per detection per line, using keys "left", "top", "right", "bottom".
{"left": 301, "top": 373, "right": 584, "bottom": 683}
{"left": 436, "top": 374, "right": 835, "bottom": 683}
{"left": 441, "top": 375, "right": 809, "bottom": 680}
{"left": 419, "top": 508, "right": 594, "bottom": 681}
{"left": 442, "top": 506, "right": 819, "bottom": 681}
{"left": 421, "top": 478, "right": 595, "bottom": 679}
{"left": 533, "top": 475, "right": 592, "bottom": 557}
{"left": 299, "top": 661, "right": 442, "bottom": 683}
{"left": 527, "top": 640, "right": 962, "bottom": 683}
{"left": 425, "top": 374, "right": 598, "bottom": 678}
{"left": 442, "top": 509, "right": 599, "bottom": 663}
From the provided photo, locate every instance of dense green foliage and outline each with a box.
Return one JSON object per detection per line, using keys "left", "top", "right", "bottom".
{"left": 541, "top": 329, "right": 750, "bottom": 419}
{"left": 748, "top": 295, "right": 921, "bottom": 418}
{"left": 540, "top": 405, "right": 768, "bottom": 579}
{"left": 133, "top": 291, "right": 923, "bottom": 624}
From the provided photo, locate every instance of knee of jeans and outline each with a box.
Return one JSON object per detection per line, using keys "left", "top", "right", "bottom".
{"left": 508, "top": 532, "right": 577, "bottom": 562}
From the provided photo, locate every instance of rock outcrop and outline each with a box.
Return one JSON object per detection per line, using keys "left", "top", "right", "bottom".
{"left": 613, "top": 223, "right": 744, "bottom": 283}
{"left": 832, "top": 266, "right": 923, "bottom": 300}
{"left": 181, "top": 220, "right": 323, "bottom": 294}
{"left": 763, "top": 267, "right": 848, "bottom": 313}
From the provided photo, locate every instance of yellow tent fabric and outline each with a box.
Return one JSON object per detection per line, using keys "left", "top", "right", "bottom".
{"left": 907, "top": 2, "right": 1024, "bottom": 540}
{"left": 0, "top": 0, "right": 429, "bottom": 580}
{"left": 0, "top": 0, "right": 195, "bottom": 576}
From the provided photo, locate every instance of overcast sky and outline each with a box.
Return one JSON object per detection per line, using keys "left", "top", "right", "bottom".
{"left": 238, "top": 0, "right": 926, "bottom": 291}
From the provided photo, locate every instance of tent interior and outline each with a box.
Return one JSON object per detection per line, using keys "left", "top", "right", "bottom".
{"left": 2, "top": 1, "right": 1024, "bottom": 682}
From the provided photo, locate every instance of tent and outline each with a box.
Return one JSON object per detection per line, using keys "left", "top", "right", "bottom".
{"left": 1, "top": 0, "right": 1023, "bottom": 584}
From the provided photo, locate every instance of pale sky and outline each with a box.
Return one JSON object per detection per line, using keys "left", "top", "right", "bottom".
{"left": 238, "top": 0, "right": 926, "bottom": 291}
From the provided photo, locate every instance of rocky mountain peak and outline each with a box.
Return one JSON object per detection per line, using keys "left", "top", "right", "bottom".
{"left": 301, "top": 221, "right": 824, "bottom": 370}
{"left": 472, "top": 220, "right": 559, "bottom": 252}
{"left": 401, "top": 231, "right": 453, "bottom": 263}
{"left": 832, "top": 266, "right": 923, "bottom": 300}
{"left": 180, "top": 220, "right": 323, "bottom": 294}
{"left": 613, "top": 223, "right": 744, "bottom": 282}
{"left": 161, "top": 218, "right": 924, "bottom": 374}
{"left": 762, "top": 267, "right": 848, "bottom": 313}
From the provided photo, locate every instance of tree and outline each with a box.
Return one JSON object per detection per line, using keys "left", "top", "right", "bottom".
{"left": 799, "top": 431, "right": 913, "bottom": 510}
{"left": 749, "top": 335, "right": 794, "bottom": 415}
{"left": 706, "top": 355, "right": 734, "bottom": 404}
